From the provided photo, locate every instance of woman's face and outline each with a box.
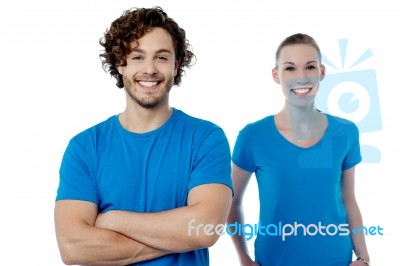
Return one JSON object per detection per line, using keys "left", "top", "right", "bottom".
{"left": 273, "top": 44, "right": 325, "bottom": 108}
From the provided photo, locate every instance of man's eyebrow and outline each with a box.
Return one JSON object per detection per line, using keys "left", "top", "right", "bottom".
{"left": 129, "top": 48, "right": 173, "bottom": 54}
{"left": 129, "top": 48, "right": 145, "bottom": 54}
{"left": 155, "top": 49, "right": 173, "bottom": 54}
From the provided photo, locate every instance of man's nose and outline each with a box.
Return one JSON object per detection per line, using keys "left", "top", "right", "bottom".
{"left": 143, "top": 59, "right": 158, "bottom": 75}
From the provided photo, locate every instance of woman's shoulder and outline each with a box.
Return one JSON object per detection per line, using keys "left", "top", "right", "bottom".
{"left": 325, "top": 113, "right": 359, "bottom": 133}
{"left": 241, "top": 115, "right": 275, "bottom": 133}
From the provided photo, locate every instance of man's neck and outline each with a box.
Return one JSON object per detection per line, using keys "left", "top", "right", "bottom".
{"left": 119, "top": 102, "right": 173, "bottom": 134}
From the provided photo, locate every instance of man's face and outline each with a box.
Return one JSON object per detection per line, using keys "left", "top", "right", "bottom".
{"left": 118, "top": 27, "right": 178, "bottom": 109}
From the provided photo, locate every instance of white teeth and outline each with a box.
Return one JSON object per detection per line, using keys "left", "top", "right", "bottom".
{"left": 139, "top": 81, "right": 158, "bottom": 87}
{"left": 293, "top": 88, "right": 311, "bottom": 94}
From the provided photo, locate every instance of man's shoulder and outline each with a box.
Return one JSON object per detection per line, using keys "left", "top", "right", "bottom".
{"left": 175, "top": 109, "right": 223, "bottom": 132}
{"left": 70, "top": 115, "right": 116, "bottom": 143}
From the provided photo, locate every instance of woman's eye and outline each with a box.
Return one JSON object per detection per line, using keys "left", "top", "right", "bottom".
{"left": 285, "top": 66, "right": 295, "bottom": 71}
{"left": 132, "top": 56, "right": 143, "bottom": 60}
{"left": 306, "top": 65, "right": 316, "bottom": 70}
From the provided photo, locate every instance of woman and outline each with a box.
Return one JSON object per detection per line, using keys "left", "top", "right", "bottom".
{"left": 228, "top": 33, "right": 370, "bottom": 266}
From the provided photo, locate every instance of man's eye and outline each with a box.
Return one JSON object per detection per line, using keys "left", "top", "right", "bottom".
{"left": 132, "top": 56, "right": 143, "bottom": 60}
{"left": 156, "top": 56, "right": 168, "bottom": 61}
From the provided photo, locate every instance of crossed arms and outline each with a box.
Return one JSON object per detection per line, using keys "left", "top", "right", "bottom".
{"left": 54, "top": 183, "right": 232, "bottom": 265}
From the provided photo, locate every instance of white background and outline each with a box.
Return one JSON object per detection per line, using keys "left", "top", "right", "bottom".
{"left": 0, "top": 0, "right": 399, "bottom": 265}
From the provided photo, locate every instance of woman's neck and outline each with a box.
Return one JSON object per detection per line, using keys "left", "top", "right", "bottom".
{"left": 276, "top": 104, "right": 327, "bottom": 143}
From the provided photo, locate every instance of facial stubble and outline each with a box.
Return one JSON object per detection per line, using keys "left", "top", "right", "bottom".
{"left": 123, "top": 76, "right": 173, "bottom": 109}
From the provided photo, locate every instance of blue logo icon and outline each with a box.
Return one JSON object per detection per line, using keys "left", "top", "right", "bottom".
{"left": 316, "top": 39, "right": 382, "bottom": 163}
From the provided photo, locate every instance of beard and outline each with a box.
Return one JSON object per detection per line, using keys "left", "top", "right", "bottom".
{"left": 123, "top": 75, "right": 173, "bottom": 109}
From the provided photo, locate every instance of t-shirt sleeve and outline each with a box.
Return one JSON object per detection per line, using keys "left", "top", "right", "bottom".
{"left": 342, "top": 123, "right": 362, "bottom": 170}
{"left": 56, "top": 135, "right": 99, "bottom": 204}
{"left": 187, "top": 125, "right": 233, "bottom": 194}
{"left": 232, "top": 126, "right": 256, "bottom": 173}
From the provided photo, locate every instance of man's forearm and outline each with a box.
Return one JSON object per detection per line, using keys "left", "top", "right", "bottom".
{"left": 58, "top": 225, "right": 169, "bottom": 265}
{"left": 95, "top": 206, "right": 214, "bottom": 252}
{"left": 95, "top": 184, "right": 232, "bottom": 252}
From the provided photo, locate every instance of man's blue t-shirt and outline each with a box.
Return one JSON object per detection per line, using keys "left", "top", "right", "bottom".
{"left": 56, "top": 108, "right": 233, "bottom": 266}
{"left": 232, "top": 114, "right": 361, "bottom": 266}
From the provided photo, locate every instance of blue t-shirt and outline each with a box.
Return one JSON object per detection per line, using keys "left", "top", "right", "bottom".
{"left": 56, "top": 108, "right": 233, "bottom": 266}
{"left": 232, "top": 114, "right": 361, "bottom": 266}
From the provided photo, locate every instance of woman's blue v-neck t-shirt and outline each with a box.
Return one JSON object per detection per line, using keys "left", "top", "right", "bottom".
{"left": 232, "top": 114, "right": 361, "bottom": 266}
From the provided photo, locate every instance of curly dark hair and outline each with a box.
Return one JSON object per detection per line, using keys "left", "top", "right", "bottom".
{"left": 99, "top": 6, "right": 195, "bottom": 88}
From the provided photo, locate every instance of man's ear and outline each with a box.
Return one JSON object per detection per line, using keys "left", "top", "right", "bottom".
{"left": 117, "top": 65, "right": 124, "bottom": 75}
{"left": 272, "top": 68, "right": 281, "bottom": 84}
{"left": 320, "top": 64, "right": 326, "bottom": 81}
{"left": 174, "top": 60, "right": 179, "bottom": 76}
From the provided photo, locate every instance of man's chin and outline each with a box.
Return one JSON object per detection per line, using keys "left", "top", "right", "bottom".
{"left": 136, "top": 95, "right": 168, "bottom": 109}
{"left": 138, "top": 102, "right": 160, "bottom": 109}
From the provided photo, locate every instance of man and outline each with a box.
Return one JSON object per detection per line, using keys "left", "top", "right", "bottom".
{"left": 54, "top": 7, "right": 233, "bottom": 266}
